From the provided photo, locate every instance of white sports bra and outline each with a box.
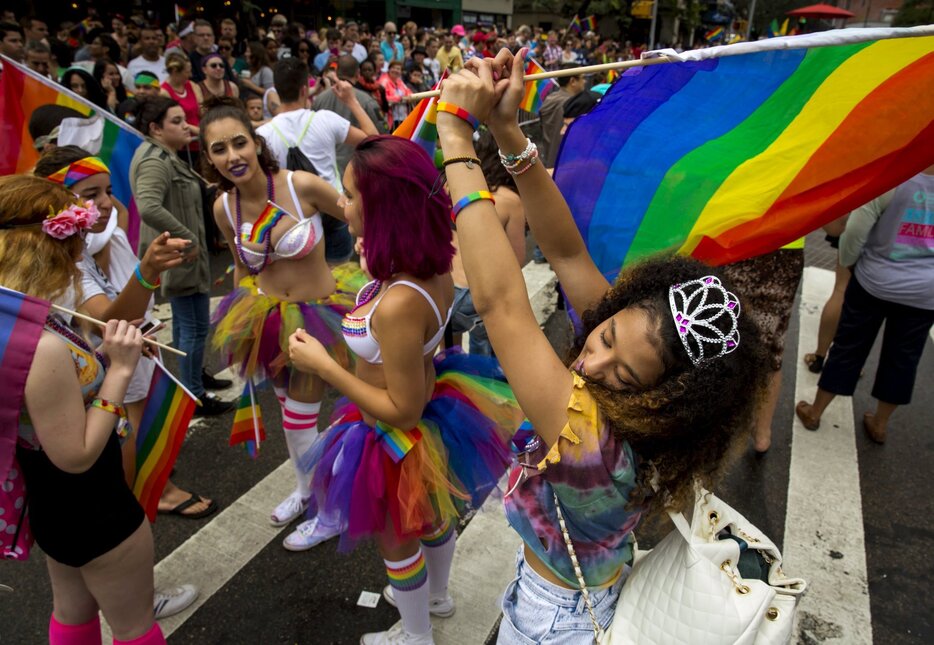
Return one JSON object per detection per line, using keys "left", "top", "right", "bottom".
{"left": 222, "top": 171, "right": 323, "bottom": 272}
{"left": 341, "top": 280, "right": 453, "bottom": 365}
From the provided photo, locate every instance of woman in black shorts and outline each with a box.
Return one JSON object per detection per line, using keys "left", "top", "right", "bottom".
{"left": 1, "top": 175, "right": 166, "bottom": 644}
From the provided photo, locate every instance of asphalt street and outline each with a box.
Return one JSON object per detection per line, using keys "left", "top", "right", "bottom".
{"left": 1, "top": 231, "right": 932, "bottom": 644}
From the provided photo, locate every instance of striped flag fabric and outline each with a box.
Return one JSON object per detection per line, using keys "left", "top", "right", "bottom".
{"left": 133, "top": 361, "right": 198, "bottom": 521}
{"left": 582, "top": 15, "right": 598, "bottom": 32}
{"left": 569, "top": 15, "right": 582, "bottom": 34}
{"left": 705, "top": 27, "right": 725, "bottom": 41}
{"left": 392, "top": 71, "right": 447, "bottom": 160}
{"left": 0, "top": 286, "right": 51, "bottom": 477}
{"left": 555, "top": 27, "right": 934, "bottom": 277}
{"left": 519, "top": 57, "right": 558, "bottom": 114}
{"left": 229, "top": 380, "right": 266, "bottom": 459}
{"left": 0, "top": 57, "right": 145, "bottom": 248}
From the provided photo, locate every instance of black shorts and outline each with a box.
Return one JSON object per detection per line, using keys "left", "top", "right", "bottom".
{"left": 17, "top": 432, "right": 145, "bottom": 567}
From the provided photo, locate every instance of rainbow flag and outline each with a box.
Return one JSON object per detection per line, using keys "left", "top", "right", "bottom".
{"left": 244, "top": 202, "right": 288, "bottom": 244}
{"left": 175, "top": 4, "right": 188, "bottom": 22}
{"left": 0, "top": 286, "right": 51, "bottom": 477}
{"left": 0, "top": 59, "right": 144, "bottom": 248}
{"left": 392, "top": 71, "right": 447, "bottom": 159}
{"left": 582, "top": 15, "right": 598, "bottom": 32}
{"left": 133, "top": 361, "right": 198, "bottom": 521}
{"left": 374, "top": 421, "right": 423, "bottom": 463}
{"left": 706, "top": 27, "right": 725, "bottom": 41}
{"left": 569, "top": 15, "right": 582, "bottom": 34}
{"left": 554, "top": 27, "right": 934, "bottom": 276}
{"left": 519, "top": 57, "right": 558, "bottom": 114}
{"left": 229, "top": 381, "right": 266, "bottom": 459}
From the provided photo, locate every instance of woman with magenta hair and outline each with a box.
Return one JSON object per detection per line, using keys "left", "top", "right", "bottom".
{"left": 287, "top": 135, "right": 523, "bottom": 645}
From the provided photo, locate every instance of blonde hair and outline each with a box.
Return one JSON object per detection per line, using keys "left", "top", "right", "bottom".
{"left": 0, "top": 175, "right": 84, "bottom": 303}
{"left": 165, "top": 52, "right": 190, "bottom": 74}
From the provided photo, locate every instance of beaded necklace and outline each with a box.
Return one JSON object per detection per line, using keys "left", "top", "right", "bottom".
{"left": 45, "top": 315, "right": 106, "bottom": 367}
{"left": 234, "top": 172, "right": 275, "bottom": 275}
{"left": 341, "top": 280, "right": 384, "bottom": 338}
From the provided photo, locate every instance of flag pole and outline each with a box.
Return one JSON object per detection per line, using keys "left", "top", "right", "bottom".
{"left": 248, "top": 378, "right": 261, "bottom": 448}
{"left": 151, "top": 356, "right": 203, "bottom": 406}
{"left": 405, "top": 55, "right": 675, "bottom": 101}
{"left": 50, "top": 303, "right": 186, "bottom": 357}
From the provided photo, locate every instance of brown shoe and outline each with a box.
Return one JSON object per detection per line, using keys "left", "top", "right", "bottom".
{"left": 863, "top": 412, "right": 886, "bottom": 444}
{"left": 795, "top": 401, "right": 820, "bottom": 431}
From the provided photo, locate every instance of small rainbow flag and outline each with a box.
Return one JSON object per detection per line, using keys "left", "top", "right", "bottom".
{"left": 133, "top": 360, "right": 198, "bottom": 521}
{"left": 705, "top": 26, "right": 725, "bottom": 41}
{"left": 374, "top": 421, "right": 423, "bottom": 463}
{"left": 175, "top": 4, "right": 188, "bottom": 22}
{"left": 243, "top": 202, "right": 288, "bottom": 244}
{"left": 392, "top": 71, "right": 447, "bottom": 160}
{"left": 568, "top": 15, "right": 582, "bottom": 34}
{"left": 582, "top": 15, "right": 598, "bottom": 32}
{"left": 229, "top": 381, "right": 266, "bottom": 459}
{"left": 555, "top": 27, "right": 934, "bottom": 275}
{"left": 0, "top": 286, "right": 51, "bottom": 478}
{"left": 519, "top": 56, "right": 558, "bottom": 114}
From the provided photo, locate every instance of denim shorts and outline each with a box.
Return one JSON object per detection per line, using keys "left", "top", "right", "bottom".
{"left": 497, "top": 547, "right": 629, "bottom": 645}
{"left": 451, "top": 286, "right": 493, "bottom": 356}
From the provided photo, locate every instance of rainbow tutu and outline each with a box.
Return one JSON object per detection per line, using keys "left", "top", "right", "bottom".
{"left": 211, "top": 265, "right": 367, "bottom": 381}
{"left": 300, "top": 349, "right": 523, "bottom": 551}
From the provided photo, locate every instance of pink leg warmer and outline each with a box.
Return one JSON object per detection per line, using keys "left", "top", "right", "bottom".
{"left": 48, "top": 614, "right": 102, "bottom": 645}
{"left": 112, "top": 623, "right": 166, "bottom": 645}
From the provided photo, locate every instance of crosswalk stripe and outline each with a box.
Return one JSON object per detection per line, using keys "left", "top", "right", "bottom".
{"left": 784, "top": 267, "right": 873, "bottom": 643}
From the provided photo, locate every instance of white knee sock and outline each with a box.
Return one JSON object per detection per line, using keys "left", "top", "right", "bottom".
{"left": 282, "top": 397, "right": 320, "bottom": 499}
{"left": 385, "top": 550, "right": 431, "bottom": 636}
{"left": 420, "top": 522, "right": 457, "bottom": 602}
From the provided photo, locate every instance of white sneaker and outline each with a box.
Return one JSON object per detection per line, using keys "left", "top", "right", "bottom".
{"left": 360, "top": 622, "right": 434, "bottom": 645}
{"left": 270, "top": 492, "right": 308, "bottom": 527}
{"left": 282, "top": 517, "right": 339, "bottom": 552}
{"left": 153, "top": 584, "right": 199, "bottom": 619}
{"left": 382, "top": 585, "right": 455, "bottom": 618}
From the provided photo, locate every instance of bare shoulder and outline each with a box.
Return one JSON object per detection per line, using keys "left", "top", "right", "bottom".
{"left": 27, "top": 331, "right": 78, "bottom": 390}
{"left": 212, "top": 191, "right": 232, "bottom": 228}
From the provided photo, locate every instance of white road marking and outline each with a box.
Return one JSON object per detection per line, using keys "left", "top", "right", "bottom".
{"left": 785, "top": 267, "right": 872, "bottom": 643}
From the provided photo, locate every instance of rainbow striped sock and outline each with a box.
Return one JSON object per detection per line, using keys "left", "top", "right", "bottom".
{"left": 420, "top": 519, "right": 455, "bottom": 548}
{"left": 385, "top": 551, "right": 428, "bottom": 592}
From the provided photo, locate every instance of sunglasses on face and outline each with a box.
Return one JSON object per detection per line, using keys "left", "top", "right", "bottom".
{"left": 207, "top": 63, "right": 223, "bottom": 68}
{"left": 386, "top": 31, "right": 396, "bottom": 35}
{"left": 218, "top": 45, "right": 231, "bottom": 51}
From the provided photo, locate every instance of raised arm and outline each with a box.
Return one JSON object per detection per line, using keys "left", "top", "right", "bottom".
{"left": 437, "top": 58, "right": 572, "bottom": 448}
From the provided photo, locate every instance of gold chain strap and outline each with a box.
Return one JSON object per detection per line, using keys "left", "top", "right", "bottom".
{"left": 553, "top": 491, "right": 604, "bottom": 643}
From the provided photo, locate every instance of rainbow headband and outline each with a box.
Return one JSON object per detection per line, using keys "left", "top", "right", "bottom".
{"left": 46, "top": 157, "right": 111, "bottom": 188}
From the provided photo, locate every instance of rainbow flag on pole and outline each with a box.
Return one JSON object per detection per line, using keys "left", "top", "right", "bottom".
{"left": 582, "top": 15, "right": 598, "bottom": 32}
{"left": 705, "top": 27, "right": 725, "bottom": 41}
{"left": 229, "top": 380, "right": 266, "bottom": 459}
{"left": 0, "top": 286, "right": 51, "bottom": 477}
{"left": 569, "top": 15, "right": 582, "bottom": 34}
{"left": 392, "top": 71, "right": 447, "bottom": 160}
{"left": 519, "top": 57, "right": 558, "bottom": 114}
{"left": 555, "top": 27, "right": 934, "bottom": 276}
{"left": 0, "top": 57, "right": 145, "bottom": 248}
{"left": 133, "top": 360, "right": 198, "bottom": 521}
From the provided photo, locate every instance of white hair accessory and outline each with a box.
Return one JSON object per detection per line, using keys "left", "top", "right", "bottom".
{"left": 668, "top": 275, "right": 740, "bottom": 366}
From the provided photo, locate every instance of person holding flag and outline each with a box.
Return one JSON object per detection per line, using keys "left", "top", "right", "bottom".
{"left": 0, "top": 174, "right": 166, "bottom": 644}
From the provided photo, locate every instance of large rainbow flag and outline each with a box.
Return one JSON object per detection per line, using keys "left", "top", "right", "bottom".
{"left": 555, "top": 27, "right": 934, "bottom": 277}
{"left": 0, "top": 57, "right": 144, "bottom": 248}
{"left": 133, "top": 360, "right": 199, "bottom": 521}
{"left": 0, "top": 286, "right": 51, "bottom": 478}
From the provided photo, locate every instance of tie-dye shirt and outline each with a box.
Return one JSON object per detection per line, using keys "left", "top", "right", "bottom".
{"left": 503, "top": 373, "right": 642, "bottom": 588}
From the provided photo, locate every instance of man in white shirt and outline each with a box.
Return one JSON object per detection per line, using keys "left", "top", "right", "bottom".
{"left": 127, "top": 26, "right": 167, "bottom": 83}
{"left": 343, "top": 21, "right": 368, "bottom": 63}
{"left": 257, "top": 57, "right": 378, "bottom": 265}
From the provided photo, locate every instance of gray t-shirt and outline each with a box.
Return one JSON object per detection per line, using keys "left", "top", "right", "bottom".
{"left": 313, "top": 87, "right": 387, "bottom": 173}
{"left": 845, "top": 172, "right": 934, "bottom": 310}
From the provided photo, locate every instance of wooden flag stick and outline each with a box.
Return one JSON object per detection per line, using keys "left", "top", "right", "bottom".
{"left": 50, "top": 303, "right": 186, "bottom": 357}
{"left": 405, "top": 55, "right": 675, "bottom": 101}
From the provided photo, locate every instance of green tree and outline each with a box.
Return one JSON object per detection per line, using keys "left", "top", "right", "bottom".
{"left": 893, "top": 0, "right": 934, "bottom": 26}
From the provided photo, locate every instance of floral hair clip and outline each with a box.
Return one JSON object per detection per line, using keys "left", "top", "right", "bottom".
{"left": 41, "top": 201, "right": 100, "bottom": 240}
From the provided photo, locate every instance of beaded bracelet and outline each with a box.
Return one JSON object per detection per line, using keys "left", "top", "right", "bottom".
{"left": 499, "top": 138, "right": 535, "bottom": 168}
{"left": 506, "top": 147, "right": 540, "bottom": 177}
{"left": 91, "top": 398, "right": 127, "bottom": 419}
{"left": 436, "top": 102, "right": 481, "bottom": 130}
{"left": 451, "top": 191, "right": 495, "bottom": 223}
{"left": 442, "top": 156, "right": 481, "bottom": 169}
{"left": 134, "top": 264, "right": 160, "bottom": 290}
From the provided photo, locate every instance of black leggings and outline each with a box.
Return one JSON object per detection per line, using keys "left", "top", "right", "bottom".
{"left": 819, "top": 275, "right": 934, "bottom": 406}
{"left": 17, "top": 432, "right": 144, "bottom": 567}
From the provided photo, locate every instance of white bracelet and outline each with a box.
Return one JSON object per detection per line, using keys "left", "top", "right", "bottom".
{"left": 498, "top": 138, "right": 535, "bottom": 169}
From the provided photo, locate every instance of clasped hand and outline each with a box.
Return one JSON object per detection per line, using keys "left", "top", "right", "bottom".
{"left": 288, "top": 328, "right": 333, "bottom": 375}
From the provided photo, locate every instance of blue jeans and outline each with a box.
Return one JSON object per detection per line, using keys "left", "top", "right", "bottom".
{"left": 497, "top": 547, "right": 628, "bottom": 645}
{"left": 450, "top": 286, "right": 493, "bottom": 356}
{"left": 170, "top": 292, "right": 209, "bottom": 399}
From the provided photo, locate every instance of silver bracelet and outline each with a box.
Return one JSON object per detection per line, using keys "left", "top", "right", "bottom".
{"left": 498, "top": 138, "right": 535, "bottom": 169}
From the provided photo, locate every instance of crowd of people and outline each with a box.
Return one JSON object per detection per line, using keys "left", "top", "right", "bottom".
{"left": 2, "top": 7, "right": 932, "bottom": 645}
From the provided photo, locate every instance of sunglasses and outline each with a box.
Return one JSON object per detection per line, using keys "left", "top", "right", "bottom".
{"left": 207, "top": 63, "right": 223, "bottom": 69}
{"left": 386, "top": 31, "right": 396, "bottom": 35}
{"left": 218, "top": 45, "right": 231, "bottom": 51}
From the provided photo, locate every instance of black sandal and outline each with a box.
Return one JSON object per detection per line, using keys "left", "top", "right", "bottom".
{"left": 805, "top": 353, "right": 824, "bottom": 374}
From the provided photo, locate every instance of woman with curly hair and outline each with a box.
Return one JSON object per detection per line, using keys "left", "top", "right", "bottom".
{"left": 200, "top": 97, "right": 365, "bottom": 546}
{"left": 0, "top": 175, "right": 163, "bottom": 644}
{"left": 436, "top": 51, "right": 768, "bottom": 644}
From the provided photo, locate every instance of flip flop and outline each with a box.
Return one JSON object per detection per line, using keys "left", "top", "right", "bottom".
{"left": 159, "top": 493, "right": 218, "bottom": 519}
{"left": 804, "top": 353, "right": 824, "bottom": 374}
{"left": 795, "top": 402, "right": 820, "bottom": 431}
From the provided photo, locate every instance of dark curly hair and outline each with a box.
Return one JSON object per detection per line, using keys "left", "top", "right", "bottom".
{"left": 198, "top": 95, "right": 279, "bottom": 191}
{"left": 573, "top": 255, "right": 769, "bottom": 523}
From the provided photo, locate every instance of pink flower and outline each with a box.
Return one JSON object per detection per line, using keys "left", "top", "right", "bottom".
{"left": 41, "top": 201, "right": 101, "bottom": 240}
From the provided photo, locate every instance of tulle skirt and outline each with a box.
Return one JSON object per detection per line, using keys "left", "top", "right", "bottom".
{"left": 211, "top": 265, "right": 367, "bottom": 382}
{"left": 300, "top": 349, "right": 523, "bottom": 551}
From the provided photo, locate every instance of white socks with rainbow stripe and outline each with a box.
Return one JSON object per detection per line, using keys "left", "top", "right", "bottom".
{"left": 384, "top": 550, "right": 432, "bottom": 637}
{"left": 281, "top": 396, "right": 321, "bottom": 499}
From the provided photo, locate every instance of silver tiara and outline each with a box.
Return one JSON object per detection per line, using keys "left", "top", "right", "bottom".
{"left": 668, "top": 276, "right": 741, "bottom": 366}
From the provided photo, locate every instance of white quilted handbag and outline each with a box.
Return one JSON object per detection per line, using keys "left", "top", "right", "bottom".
{"left": 554, "top": 488, "right": 807, "bottom": 645}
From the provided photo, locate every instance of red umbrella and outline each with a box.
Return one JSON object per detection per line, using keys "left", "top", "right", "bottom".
{"left": 786, "top": 3, "right": 856, "bottom": 18}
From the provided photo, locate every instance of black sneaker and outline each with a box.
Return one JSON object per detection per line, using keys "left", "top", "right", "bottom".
{"left": 202, "top": 370, "right": 233, "bottom": 390}
{"left": 194, "top": 394, "right": 234, "bottom": 417}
